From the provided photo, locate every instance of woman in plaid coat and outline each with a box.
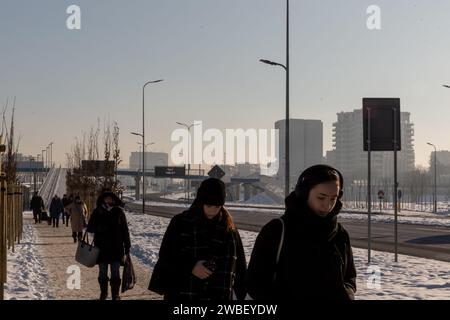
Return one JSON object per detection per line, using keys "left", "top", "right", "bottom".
{"left": 149, "top": 178, "right": 247, "bottom": 301}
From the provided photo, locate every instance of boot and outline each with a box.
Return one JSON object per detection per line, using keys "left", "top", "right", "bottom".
{"left": 98, "top": 277, "right": 109, "bottom": 300}
{"left": 110, "top": 278, "right": 122, "bottom": 300}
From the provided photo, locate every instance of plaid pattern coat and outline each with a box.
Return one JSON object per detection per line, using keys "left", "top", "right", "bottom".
{"left": 149, "top": 206, "right": 247, "bottom": 301}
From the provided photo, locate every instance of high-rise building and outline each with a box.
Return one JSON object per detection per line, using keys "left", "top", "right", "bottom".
{"left": 327, "top": 109, "right": 415, "bottom": 182}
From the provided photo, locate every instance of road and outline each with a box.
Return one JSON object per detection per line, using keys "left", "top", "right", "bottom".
{"left": 126, "top": 202, "right": 450, "bottom": 262}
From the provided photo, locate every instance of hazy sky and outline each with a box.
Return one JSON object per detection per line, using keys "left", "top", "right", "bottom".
{"left": 1, "top": 0, "right": 450, "bottom": 169}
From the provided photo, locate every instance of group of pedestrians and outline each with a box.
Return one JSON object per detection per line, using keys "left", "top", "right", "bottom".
{"left": 29, "top": 193, "right": 89, "bottom": 243}
{"left": 30, "top": 164, "right": 355, "bottom": 301}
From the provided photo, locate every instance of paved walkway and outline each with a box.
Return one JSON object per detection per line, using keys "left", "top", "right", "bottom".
{"left": 31, "top": 216, "right": 162, "bottom": 300}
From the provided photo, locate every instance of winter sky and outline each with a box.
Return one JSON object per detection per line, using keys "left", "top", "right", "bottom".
{"left": 1, "top": 0, "right": 450, "bottom": 168}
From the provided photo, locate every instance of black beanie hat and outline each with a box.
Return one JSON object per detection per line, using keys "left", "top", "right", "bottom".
{"left": 195, "top": 178, "right": 226, "bottom": 206}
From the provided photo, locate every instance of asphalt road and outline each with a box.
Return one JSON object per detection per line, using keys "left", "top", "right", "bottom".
{"left": 125, "top": 202, "right": 450, "bottom": 262}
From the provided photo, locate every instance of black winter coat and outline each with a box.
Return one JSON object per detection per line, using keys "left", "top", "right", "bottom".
{"left": 87, "top": 205, "right": 131, "bottom": 264}
{"left": 149, "top": 206, "right": 247, "bottom": 301}
{"left": 30, "top": 195, "right": 44, "bottom": 211}
{"left": 246, "top": 192, "right": 356, "bottom": 301}
{"left": 49, "top": 198, "right": 64, "bottom": 218}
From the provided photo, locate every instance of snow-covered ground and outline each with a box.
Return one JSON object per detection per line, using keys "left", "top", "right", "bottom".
{"left": 125, "top": 211, "right": 450, "bottom": 300}
{"left": 4, "top": 212, "right": 53, "bottom": 300}
{"left": 6, "top": 210, "right": 450, "bottom": 300}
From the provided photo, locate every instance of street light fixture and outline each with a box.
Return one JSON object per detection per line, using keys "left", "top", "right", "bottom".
{"left": 176, "top": 121, "right": 200, "bottom": 202}
{"left": 138, "top": 79, "right": 163, "bottom": 214}
{"left": 259, "top": 0, "right": 290, "bottom": 198}
{"left": 427, "top": 142, "right": 437, "bottom": 213}
{"left": 260, "top": 57, "right": 289, "bottom": 198}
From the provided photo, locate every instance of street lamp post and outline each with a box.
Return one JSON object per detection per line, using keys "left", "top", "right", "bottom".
{"left": 48, "top": 142, "right": 53, "bottom": 168}
{"left": 176, "top": 122, "right": 200, "bottom": 202}
{"left": 259, "top": 0, "right": 290, "bottom": 198}
{"left": 138, "top": 79, "right": 163, "bottom": 215}
{"left": 46, "top": 146, "right": 49, "bottom": 169}
{"left": 427, "top": 142, "right": 437, "bottom": 213}
{"left": 42, "top": 149, "right": 47, "bottom": 171}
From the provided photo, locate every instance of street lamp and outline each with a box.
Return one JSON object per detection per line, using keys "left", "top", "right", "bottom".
{"left": 48, "top": 142, "right": 53, "bottom": 168}
{"left": 259, "top": 0, "right": 290, "bottom": 198}
{"left": 176, "top": 121, "right": 200, "bottom": 202}
{"left": 427, "top": 142, "right": 437, "bottom": 213}
{"left": 139, "top": 79, "right": 163, "bottom": 214}
{"left": 42, "top": 149, "right": 47, "bottom": 171}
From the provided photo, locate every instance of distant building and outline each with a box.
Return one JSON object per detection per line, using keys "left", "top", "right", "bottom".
{"left": 275, "top": 119, "right": 324, "bottom": 188}
{"left": 15, "top": 153, "right": 44, "bottom": 169}
{"left": 430, "top": 150, "right": 450, "bottom": 178}
{"left": 129, "top": 152, "right": 168, "bottom": 172}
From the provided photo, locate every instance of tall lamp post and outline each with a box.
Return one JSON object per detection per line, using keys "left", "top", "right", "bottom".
{"left": 138, "top": 79, "right": 163, "bottom": 214}
{"left": 176, "top": 122, "right": 200, "bottom": 202}
{"left": 48, "top": 142, "right": 53, "bottom": 168}
{"left": 42, "top": 149, "right": 47, "bottom": 172}
{"left": 259, "top": 0, "right": 290, "bottom": 198}
{"left": 427, "top": 142, "right": 437, "bottom": 213}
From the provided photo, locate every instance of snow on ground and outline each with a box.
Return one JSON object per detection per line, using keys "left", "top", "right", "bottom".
{"left": 353, "top": 248, "right": 450, "bottom": 300}
{"left": 4, "top": 212, "right": 53, "bottom": 300}
{"left": 124, "top": 210, "right": 450, "bottom": 300}
{"left": 126, "top": 211, "right": 258, "bottom": 268}
{"left": 5, "top": 209, "right": 450, "bottom": 300}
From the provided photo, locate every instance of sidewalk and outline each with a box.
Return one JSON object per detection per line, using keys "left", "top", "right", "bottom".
{"left": 31, "top": 215, "right": 162, "bottom": 300}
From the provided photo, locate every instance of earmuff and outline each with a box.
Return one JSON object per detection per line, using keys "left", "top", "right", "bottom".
{"left": 294, "top": 165, "right": 344, "bottom": 200}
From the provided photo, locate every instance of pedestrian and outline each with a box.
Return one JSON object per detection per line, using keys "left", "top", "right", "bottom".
{"left": 67, "top": 195, "right": 87, "bottom": 243}
{"left": 49, "top": 194, "right": 64, "bottom": 228}
{"left": 30, "top": 191, "right": 44, "bottom": 224}
{"left": 246, "top": 165, "right": 357, "bottom": 300}
{"left": 149, "top": 178, "right": 247, "bottom": 301}
{"left": 62, "top": 194, "right": 72, "bottom": 227}
{"left": 87, "top": 191, "right": 131, "bottom": 300}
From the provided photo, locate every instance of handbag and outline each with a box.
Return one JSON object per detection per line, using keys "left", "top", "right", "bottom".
{"left": 75, "top": 232, "right": 100, "bottom": 268}
{"left": 121, "top": 254, "right": 137, "bottom": 293}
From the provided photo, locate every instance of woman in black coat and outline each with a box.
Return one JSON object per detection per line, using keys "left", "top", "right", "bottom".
{"left": 246, "top": 165, "right": 357, "bottom": 301}
{"left": 87, "top": 191, "right": 131, "bottom": 300}
{"left": 149, "top": 178, "right": 247, "bottom": 301}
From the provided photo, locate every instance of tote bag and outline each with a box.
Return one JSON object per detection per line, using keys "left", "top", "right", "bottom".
{"left": 75, "top": 232, "right": 99, "bottom": 268}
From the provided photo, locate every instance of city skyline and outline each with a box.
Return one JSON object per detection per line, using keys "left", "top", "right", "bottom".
{"left": 2, "top": 0, "right": 450, "bottom": 168}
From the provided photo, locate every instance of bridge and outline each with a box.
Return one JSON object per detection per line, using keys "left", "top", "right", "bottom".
{"left": 115, "top": 169, "right": 259, "bottom": 183}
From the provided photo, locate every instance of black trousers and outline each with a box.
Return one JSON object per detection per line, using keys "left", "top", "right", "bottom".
{"left": 33, "top": 209, "right": 41, "bottom": 223}
{"left": 52, "top": 216, "right": 59, "bottom": 227}
{"left": 72, "top": 232, "right": 82, "bottom": 242}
